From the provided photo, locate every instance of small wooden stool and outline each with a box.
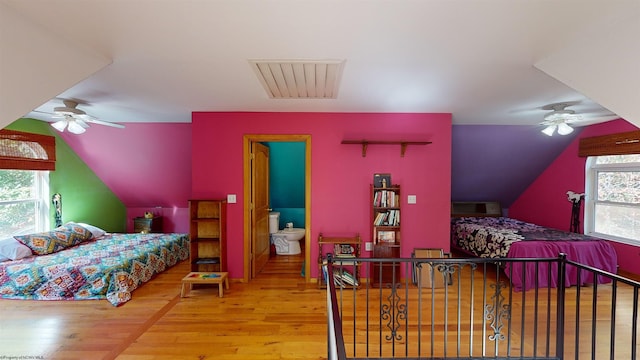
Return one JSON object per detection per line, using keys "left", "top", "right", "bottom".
{"left": 181, "top": 272, "right": 229, "bottom": 298}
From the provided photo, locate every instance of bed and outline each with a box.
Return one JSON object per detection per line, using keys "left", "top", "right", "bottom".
{"left": 0, "top": 224, "right": 189, "bottom": 306}
{"left": 450, "top": 201, "right": 618, "bottom": 291}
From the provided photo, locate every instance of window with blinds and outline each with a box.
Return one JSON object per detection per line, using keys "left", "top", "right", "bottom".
{"left": 584, "top": 132, "right": 640, "bottom": 245}
{"left": 0, "top": 129, "right": 56, "bottom": 171}
{"left": 0, "top": 129, "right": 55, "bottom": 236}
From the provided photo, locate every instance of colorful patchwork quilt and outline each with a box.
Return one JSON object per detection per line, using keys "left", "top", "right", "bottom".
{"left": 0, "top": 233, "right": 189, "bottom": 306}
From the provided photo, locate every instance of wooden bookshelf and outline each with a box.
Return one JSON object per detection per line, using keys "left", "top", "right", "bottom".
{"left": 189, "top": 199, "right": 227, "bottom": 272}
{"left": 371, "top": 184, "right": 401, "bottom": 287}
{"left": 317, "top": 233, "right": 361, "bottom": 289}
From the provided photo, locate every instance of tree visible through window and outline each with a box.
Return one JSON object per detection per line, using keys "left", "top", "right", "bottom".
{"left": 0, "top": 170, "right": 49, "bottom": 238}
{"left": 585, "top": 155, "right": 640, "bottom": 245}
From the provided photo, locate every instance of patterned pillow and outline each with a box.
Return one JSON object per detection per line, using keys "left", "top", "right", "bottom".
{"left": 14, "top": 224, "right": 92, "bottom": 255}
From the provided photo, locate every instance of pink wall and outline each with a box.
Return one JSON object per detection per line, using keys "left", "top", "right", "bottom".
{"left": 126, "top": 207, "right": 190, "bottom": 233}
{"left": 192, "top": 112, "right": 452, "bottom": 280}
{"left": 60, "top": 123, "right": 192, "bottom": 233}
{"left": 510, "top": 119, "right": 640, "bottom": 274}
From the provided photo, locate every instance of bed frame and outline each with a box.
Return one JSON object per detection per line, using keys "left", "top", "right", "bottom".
{"left": 450, "top": 201, "right": 617, "bottom": 292}
{"left": 450, "top": 201, "right": 502, "bottom": 258}
{"left": 451, "top": 201, "right": 502, "bottom": 218}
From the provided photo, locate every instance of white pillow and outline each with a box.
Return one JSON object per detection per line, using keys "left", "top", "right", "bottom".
{"left": 77, "top": 223, "right": 107, "bottom": 239}
{"left": 0, "top": 237, "right": 33, "bottom": 260}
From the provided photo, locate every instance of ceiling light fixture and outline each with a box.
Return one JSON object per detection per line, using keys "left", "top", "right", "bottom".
{"left": 557, "top": 122, "right": 574, "bottom": 135}
{"left": 67, "top": 120, "right": 87, "bottom": 134}
{"left": 51, "top": 120, "right": 68, "bottom": 132}
{"left": 541, "top": 122, "right": 574, "bottom": 136}
{"left": 541, "top": 125, "right": 557, "bottom": 136}
{"left": 51, "top": 117, "right": 87, "bottom": 134}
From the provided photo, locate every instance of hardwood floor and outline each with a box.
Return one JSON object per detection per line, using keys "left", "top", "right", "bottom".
{"left": 0, "top": 251, "right": 322, "bottom": 360}
{"left": 1, "top": 250, "right": 638, "bottom": 359}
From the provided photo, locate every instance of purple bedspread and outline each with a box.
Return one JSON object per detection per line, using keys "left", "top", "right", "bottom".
{"left": 451, "top": 217, "right": 618, "bottom": 291}
{"left": 504, "top": 239, "right": 617, "bottom": 291}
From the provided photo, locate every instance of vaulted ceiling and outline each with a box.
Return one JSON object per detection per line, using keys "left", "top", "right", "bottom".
{"left": 1, "top": 1, "right": 638, "bottom": 209}
{"left": 1, "top": 1, "right": 638, "bottom": 129}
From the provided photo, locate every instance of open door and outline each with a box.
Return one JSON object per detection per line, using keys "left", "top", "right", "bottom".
{"left": 251, "top": 142, "right": 270, "bottom": 278}
{"left": 244, "top": 134, "right": 311, "bottom": 283}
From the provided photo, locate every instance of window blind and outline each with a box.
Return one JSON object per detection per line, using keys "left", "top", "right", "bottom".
{"left": 0, "top": 129, "right": 56, "bottom": 170}
{"left": 578, "top": 130, "right": 640, "bottom": 157}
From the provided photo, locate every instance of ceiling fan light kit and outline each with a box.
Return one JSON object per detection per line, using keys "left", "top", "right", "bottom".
{"left": 539, "top": 101, "right": 614, "bottom": 137}
{"left": 66, "top": 120, "right": 87, "bottom": 134}
{"left": 557, "top": 122, "right": 574, "bottom": 135}
{"left": 35, "top": 99, "right": 125, "bottom": 135}
{"left": 541, "top": 122, "right": 574, "bottom": 137}
{"left": 50, "top": 120, "right": 68, "bottom": 132}
{"left": 51, "top": 118, "right": 88, "bottom": 134}
{"left": 541, "top": 125, "right": 557, "bottom": 136}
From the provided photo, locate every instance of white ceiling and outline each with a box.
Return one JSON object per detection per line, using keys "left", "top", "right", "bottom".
{"left": 1, "top": 0, "right": 638, "bottom": 128}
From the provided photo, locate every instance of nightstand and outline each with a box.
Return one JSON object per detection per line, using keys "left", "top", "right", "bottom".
{"left": 133, "top": 216, "right": 163, "bottom": 233}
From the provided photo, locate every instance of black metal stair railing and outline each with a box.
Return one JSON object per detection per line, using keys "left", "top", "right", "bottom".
{"left": 325, "top": 254, "right": 640, "bottom": 360}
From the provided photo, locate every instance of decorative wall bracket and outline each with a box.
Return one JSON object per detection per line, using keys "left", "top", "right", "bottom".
{"left": 341, "top": 140, "right": 432, "bottom": 157}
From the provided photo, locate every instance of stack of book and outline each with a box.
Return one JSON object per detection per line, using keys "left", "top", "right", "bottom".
{"left": 322, "top": 260, "right": 359, "bottom": 288}
{"left": 333, "top": 268, "right": 359, "bottom": 287}
{"left": 373, "top": 190, "right": 399, "bottom": 208}
{"left": 373, "top": 210, "right": 400, "bottom": 226}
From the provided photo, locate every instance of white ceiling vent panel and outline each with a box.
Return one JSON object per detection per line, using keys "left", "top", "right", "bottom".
{"left": 249, "top": 59, "right": 345, "bottom": 99}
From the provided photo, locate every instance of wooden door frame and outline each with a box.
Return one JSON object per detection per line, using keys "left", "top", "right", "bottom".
{"left": 243, "top": 134, "right": 312, "bottom": 283}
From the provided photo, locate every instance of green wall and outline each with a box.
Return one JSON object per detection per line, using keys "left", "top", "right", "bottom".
{"left": 6, "top": 119, "right": 126, "bottom": 232}
{"left": 266, "top": 141, "right": 305, "bottom": 228}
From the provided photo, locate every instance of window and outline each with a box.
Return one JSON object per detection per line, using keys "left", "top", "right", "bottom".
{"left": 585, "top": 154, "right": 640, "bottom": 245}
{"left": 0, "top": 170, "right": 49, "bottom": 238}
{"left": 0, "top": 129, "right": 55, "bottom": 239}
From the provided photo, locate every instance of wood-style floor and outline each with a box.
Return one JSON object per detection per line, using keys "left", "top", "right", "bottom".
{"left": 0, "top": 251, "right": 321, "bottom": 360}
{"left": 1, "top": 250, "right": 638, "bottom": 359}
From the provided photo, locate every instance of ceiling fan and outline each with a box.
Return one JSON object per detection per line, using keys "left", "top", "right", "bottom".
{"left": 36, "top": 99, "right": 125, "bottom": 134}
{"left": 540, "top": 101, "right": 618, "bottom": 136}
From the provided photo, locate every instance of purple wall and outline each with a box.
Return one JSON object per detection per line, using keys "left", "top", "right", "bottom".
{"left": 451, "top": 125, "right": 576, "bottom": 209}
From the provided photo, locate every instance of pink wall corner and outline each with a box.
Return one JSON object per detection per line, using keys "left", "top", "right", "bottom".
{"left": 191, "top": 112, "right": 452, "bottom": 280}
{"left": 126, "top": 207, "right": 190, "bottom": 233}
{"left": 509, "top": 119, "right": 640, "bottom": 274}
{"left": 61, "top": 123, "right": 192, "bottom": 210}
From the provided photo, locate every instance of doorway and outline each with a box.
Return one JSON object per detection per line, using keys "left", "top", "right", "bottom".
{"left": 243, "top": 134, "right": 311, "bottom": 283}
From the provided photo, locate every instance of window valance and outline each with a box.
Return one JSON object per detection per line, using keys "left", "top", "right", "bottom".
{"left": 578, "top": 130, "right": 640, "bottom": 157}
{"left": 0, "top": 129, "right": 56, "bottom": 170}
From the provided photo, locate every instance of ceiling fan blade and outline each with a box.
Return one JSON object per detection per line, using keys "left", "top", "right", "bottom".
{"left": 85, "top": 118, "right": 125, "bottom": 129}
{"left": 75, "top": 119, "right": 90, "bottom": 129}
{"left": 540, "top": 101, "right": 582, "bottom": 112}
{"left": 566, "top": 114, "right": 620, "bottom": 127}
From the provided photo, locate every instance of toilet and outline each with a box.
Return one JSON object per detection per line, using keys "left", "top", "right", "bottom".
{"left": 269, "top": 212, "right": 304, "bottom": 255}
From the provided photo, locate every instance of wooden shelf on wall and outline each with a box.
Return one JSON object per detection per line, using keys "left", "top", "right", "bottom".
{"left": 341, "top": 140, "right": 432, "bottom": 157}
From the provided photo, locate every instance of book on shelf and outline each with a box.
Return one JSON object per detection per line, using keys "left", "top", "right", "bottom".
{"left": 333, "top": 268, "right": 359, "bottom": 287}
{"left": 373, "top": 212, "right": 385, "bottom": 225}
{"left": 334, "top": 244, "right": 355, "bottom": 257}
{"left": 374, "top": 210, "right": 401, "bottom": 226}
{"left": 377, "top": 230, "right": 396, "bottom": 243}
{"left": 373, "top": 190, "right": 398, "bottom": 208}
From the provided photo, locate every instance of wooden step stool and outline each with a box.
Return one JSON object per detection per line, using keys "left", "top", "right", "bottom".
{"left": 181, "top": 272, "right": 229, "bottom": 298}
